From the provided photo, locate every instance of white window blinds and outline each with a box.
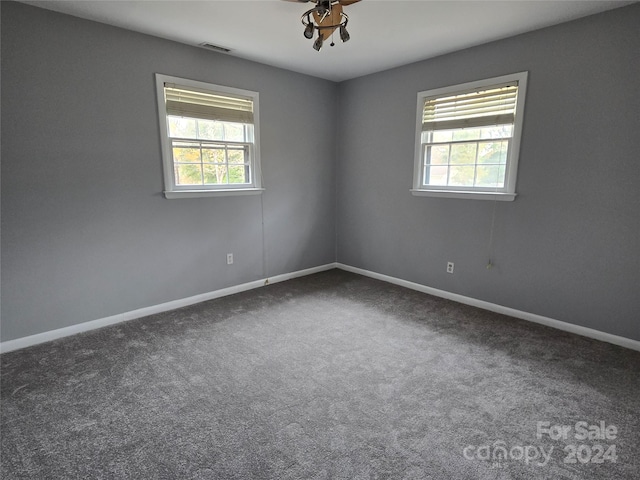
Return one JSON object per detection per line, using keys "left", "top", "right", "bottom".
{"left": 164, "top": 83, "right": 254, "bottom": 124}
{"left": 421, "top": 83, "right": 518, "bottom": 132}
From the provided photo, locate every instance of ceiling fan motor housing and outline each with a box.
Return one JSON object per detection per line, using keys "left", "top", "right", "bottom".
{"left": 300, "top": 0, "right": 353, "bottom": 50}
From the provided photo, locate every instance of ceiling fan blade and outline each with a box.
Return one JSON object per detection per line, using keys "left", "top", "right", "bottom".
{"left": 339, "top": 0, "right": 362, "bottom": 5}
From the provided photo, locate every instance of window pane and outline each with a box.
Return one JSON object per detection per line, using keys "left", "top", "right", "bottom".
{"left": 450, "top": 143, "right": 477, "bottom": 165}
{"left": 202, "top": 146, "right": 225, "bottom": 164}
{"left": 168, "top": 117, "right": 197, "bottom": 139}
{"left": 426, "top": 145, "right": 450, "bottom": 165}
{"left": 425, "top": 165, "right": 448, "bottom": 186}
{"left": 480, "top": 125, "right": 513, "bottom": 139}
{"left": 477, "top": 141, "right": 509, "bottom": 164}
{"left": 197, "top": 120, "right": 224, "bottom": 141}
{"left": 452, "top": 128, "right": 481, "bottom": 141}
{"left": 223, "top": 123, "right": 245, "bottom": 142}
{"left": 449, "top": 166, "right": 475, "bottom": 186}
{"left": 497, "top": 141, "right": 508, "bottom": 164}
{"left": 204, "top": 164, "right": 228, "bottom": 184}
{"left": 175, "top": 164, "right": 203, "bottom": 185}
{"left": 173, "top": 144, "right": 201, "bottom": 163}
{"left": 227, "top": 149, "right": 246, "bottom": 165}
{"left": 476, "top": 165, "right": 506, "bottom": 187}
{"left": 228, "top": 166, "right": 249, "bottom": 184}
{"left": 432, "top": 130, "right": 453, "bottom": 143}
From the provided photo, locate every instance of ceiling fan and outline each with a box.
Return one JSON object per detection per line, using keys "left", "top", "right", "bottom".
{"left": 283, "top": 0, "right": 362, "bottom": 51}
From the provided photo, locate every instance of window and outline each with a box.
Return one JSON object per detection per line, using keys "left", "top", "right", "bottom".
{"left": 155, "top": 74, "right": 262, "bottom": 198}
{"left": 412, "top": 72, "right": 527, "bottom": 201}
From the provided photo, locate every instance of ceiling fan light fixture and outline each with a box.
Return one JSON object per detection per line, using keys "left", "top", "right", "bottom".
{"left": 303, "top": 19, "right": 314, "bottom": 39}
{"left": 313, "top": 34, "right": 324, "bottom": 51}
{"left": 298, "top": 0, "right": 357, "bottom": 51}
{"left": 339, "top": 24, "right": 350, "bottom": 43}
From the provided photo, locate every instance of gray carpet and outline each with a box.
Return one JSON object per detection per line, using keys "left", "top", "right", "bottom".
{"left": 1, "top": 270, "right": 639, "bottom": 479}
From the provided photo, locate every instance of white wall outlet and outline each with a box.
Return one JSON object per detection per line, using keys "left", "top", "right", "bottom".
{"left": 447, "top": 262, "right": 454, "bottom": 274}
{"left": 226, "top": 253, "right": 234, "bottom": 265}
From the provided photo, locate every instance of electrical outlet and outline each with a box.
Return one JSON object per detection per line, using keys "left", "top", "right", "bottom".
{"left": 447, "top": 262, "right": 454, "bottom": 274}
{"left": 226, "top": 253, "right": 233, "bottom": 265}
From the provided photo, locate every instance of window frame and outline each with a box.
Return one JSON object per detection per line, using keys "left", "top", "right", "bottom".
{"left": 411, "top": 72, "right": 528, "bottom": 201}
{"left": 155, "top": 73, "right": 263, "bottom": 199}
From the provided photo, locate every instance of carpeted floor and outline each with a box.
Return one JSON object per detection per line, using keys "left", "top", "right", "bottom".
{"left": 1, "top": 269, "right": 639, "bottom": 479}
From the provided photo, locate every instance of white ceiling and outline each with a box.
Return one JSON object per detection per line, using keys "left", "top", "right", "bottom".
{"left": 22, "top": 0, "right": 637, "bottom": 82}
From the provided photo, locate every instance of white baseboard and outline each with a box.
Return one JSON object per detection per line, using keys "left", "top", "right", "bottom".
{"left": 0, "top": 263, "right": 337, "bottom": 354}
{"left": 3, "top": 262, "right": 637, "bottom": 354}
{"left": 336, "top": 263, "right": 640, "bottom": 352}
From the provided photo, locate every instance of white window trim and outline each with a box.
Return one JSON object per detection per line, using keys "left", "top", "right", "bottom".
{"left": 155, "top": 73, "right": 263, "bottom": 199}
{"left": 411, "top": 72, "right": 528, "bottom": 201}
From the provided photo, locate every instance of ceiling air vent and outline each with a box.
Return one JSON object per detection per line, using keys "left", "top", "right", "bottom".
{"left": 199, "top": 43, "right": 232, "bottom": 53}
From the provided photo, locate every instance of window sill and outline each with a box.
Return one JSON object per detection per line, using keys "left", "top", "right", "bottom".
{"left": 410, "top": 189, "right": 516, "bottom": 201}
{"left": 164, "top": 188, "right": 265, "bottom": 199}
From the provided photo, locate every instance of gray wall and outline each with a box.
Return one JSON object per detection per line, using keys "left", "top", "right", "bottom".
{"left": 3, "top": 2, "right": 640, "bottom": 344}
{"left": 336, "top": 4, "right": 640, "bottom": 341}
{"left": 1, "top": 2, "right": 337, "bottom": 342}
